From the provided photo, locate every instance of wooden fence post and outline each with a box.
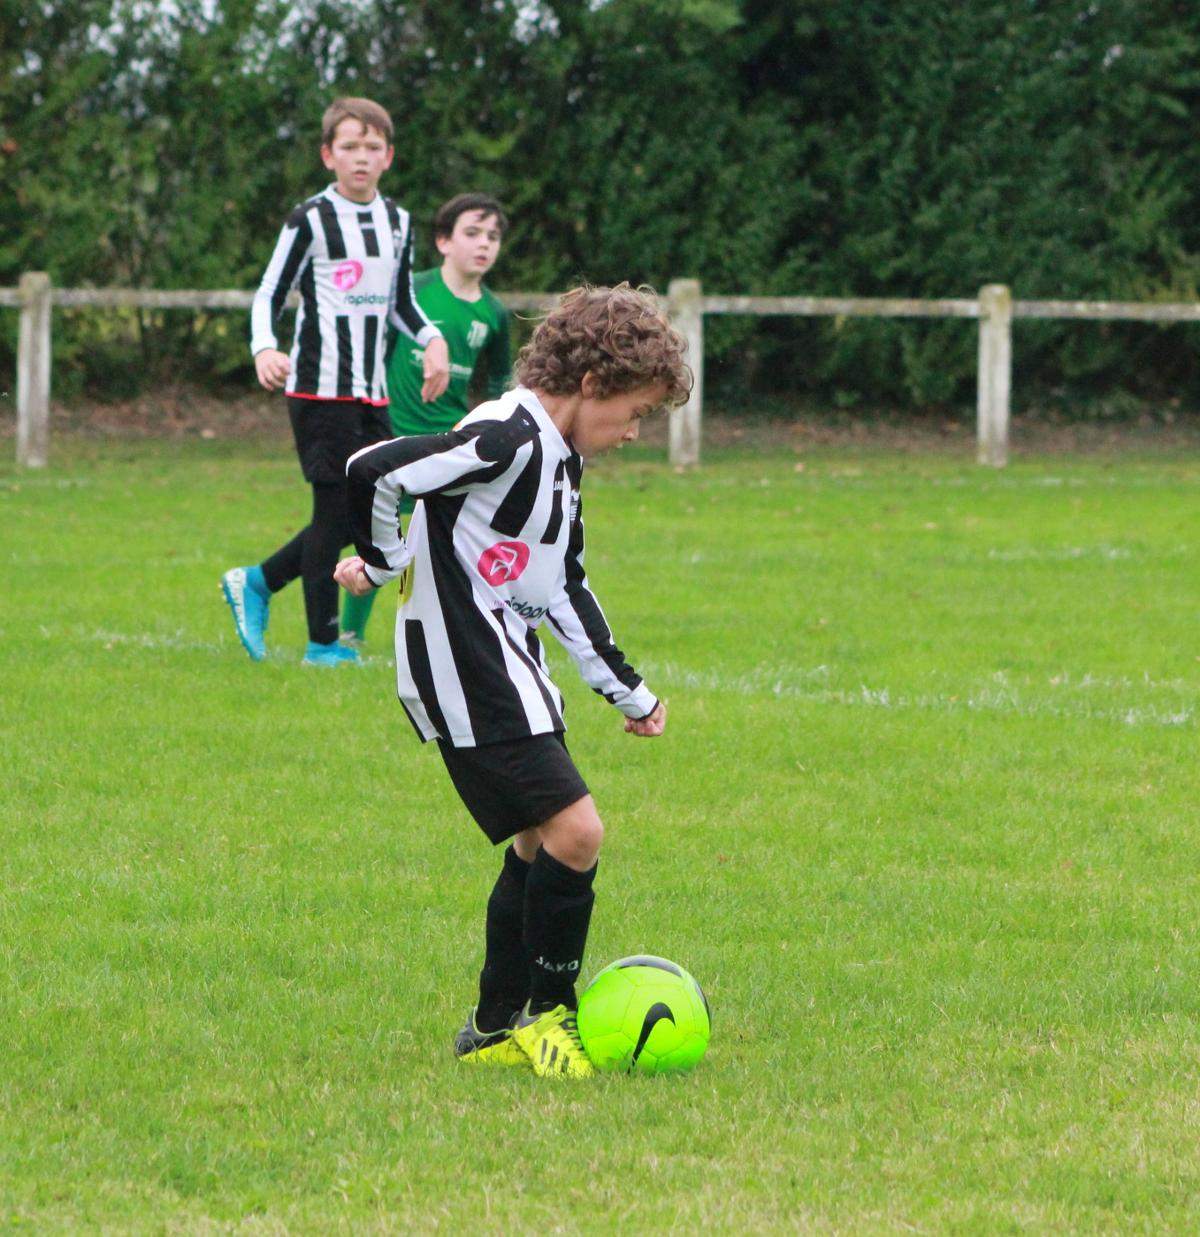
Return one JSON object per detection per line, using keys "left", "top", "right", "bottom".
{"left": 976, "top": 283, "right": 1011, "bottom": 467}
{"left": 667, "top": 278, "right": 703, "bottom": 468}
{"left": 17, "top": 271, "right": 52, "bottom": 468}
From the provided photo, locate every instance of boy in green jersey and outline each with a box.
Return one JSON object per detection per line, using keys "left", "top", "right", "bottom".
{"left": 386, "top": 193, "right": 511, "bottom": 434}
{"left": 341, "top": 192, "right": 510, "bottom": 642}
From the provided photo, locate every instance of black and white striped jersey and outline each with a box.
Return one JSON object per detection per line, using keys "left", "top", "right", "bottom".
{"left": 250, "top": 184, "right": 441, "bottom": 405}
{"left": 346, "top": 386, "right": 659, "bottom": 748}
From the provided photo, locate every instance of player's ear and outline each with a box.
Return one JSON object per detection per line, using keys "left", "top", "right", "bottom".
{"left": 435, "top": 233, "right": 453, "bottom": 257}
{"left": 320, "top": 145, "right": 335, "bottom": 169}
{"left": 580, "top": 371, "right": 598, "bottom": 399}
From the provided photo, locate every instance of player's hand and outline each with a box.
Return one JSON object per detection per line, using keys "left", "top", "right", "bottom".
{"left": 254, "top": 348, "right": 290, "bottom": 391}
{"left": 625, "top": 700, "right": 666, "bottom": 737}
{"left": 421, "top": 337, "right": 450, "bottom": 402}
{"left": 334, "top": 555, "right": 375, "bottom": 597}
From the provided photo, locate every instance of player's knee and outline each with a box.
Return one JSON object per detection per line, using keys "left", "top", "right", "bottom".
{"left": 543, "top": 802, "right": 603, "bottom": 870}
{"left": 571, "top": 815, "right": 604, "bottom": 865}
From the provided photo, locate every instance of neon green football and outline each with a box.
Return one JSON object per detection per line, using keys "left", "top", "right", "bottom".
{"left": 576, "top": 955, "right": 711, "bottom": 1074}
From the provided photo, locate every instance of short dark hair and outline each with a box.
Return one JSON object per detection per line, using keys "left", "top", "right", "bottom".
{"left": 434, "top": 193, "right": 509, "bottom": 240}
{"left": 322, "top": 97, "right": 393, "bottom": 146}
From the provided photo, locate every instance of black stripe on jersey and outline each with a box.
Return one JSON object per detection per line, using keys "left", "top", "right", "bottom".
{"left": 389, "top": 214, "right": 432, "bottom": 340}
{"left": 443, "top": 412, "right": 541, "bottom": 493}
{"left": 426, "top": 497, "right": 533, "bottom": 741}
{"left": 540, "top": 459, "right": 567, "bottom": 544}
{"left": 357, "top": 210, "right": 380, "bottom": 257}
{"left": 562, "top": 495, "right": 642, "bottom": 692}
{"left": 476, "top": 407, "right": 540, "bottom": 461}
{"left": 405, "top": 619, "right": 451, "bottom": 738}
{"left": 525, "top": 627, "right": 548, "bottom": 670}
{"left": 496, "top": 609, "right": 564, "bottom": 730}
{"left": 362, "top": 314, "right": 378, "bottom": 401}
{"left": 489, "top": 434, "right": 542, "bottom": 535}
{"left": 317, "top": 197, "right": 347, "bottom": 260}
{"left": 336, "top": 315, "right": 353, "bottom": 397}
{"left": 348, "top": 425, "right": 517, "bottom": 572}
{"left": 525, "top": 628, "right": 564, "bottom": 714}
{"left": 285, "top": 194, "right": 323, "bottom": 228}
{"left": 442, "top": 455, "right": 520, "bottom": 495}
{"left": 295, "top": 260, "right": 321, "bottom": 392}
{"left": 271, "top": 215, "right": 314, "bottom": 323}
{"left": 383, "top": 197, "right": 401, "bottom": 235}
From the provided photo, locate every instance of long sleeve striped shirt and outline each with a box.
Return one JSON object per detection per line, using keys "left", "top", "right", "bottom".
{"left": 346, "top": 386, "right": 659, "bottom": 747}
{"left": 250, "top": 184, "right": 441, "bottom": 405}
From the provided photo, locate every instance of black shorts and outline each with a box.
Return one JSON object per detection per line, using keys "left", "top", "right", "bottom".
{"left": 436, "top": 732, "right": 590, "bottom": 845}
{"left": 287, "top": 397, "right": 393, "bottom": 485}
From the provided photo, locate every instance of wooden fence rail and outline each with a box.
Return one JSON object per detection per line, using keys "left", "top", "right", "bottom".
{"left": 6, "top": 273, "right": 1200, "bottom": 468}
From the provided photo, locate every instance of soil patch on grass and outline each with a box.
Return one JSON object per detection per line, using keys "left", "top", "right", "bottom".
{"left": 2, "top": 389, "right": 1199, "bottom": 457}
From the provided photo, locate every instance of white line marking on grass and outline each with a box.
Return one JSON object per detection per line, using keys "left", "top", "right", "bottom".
{"left": 65, "top": 632, "right": 1194, "bottom": 728}
{"left": 93, "top": 628, "right": 227, "bottom": 653}
{"left": 641, "top": 660, "right": 1194, "bottom": 728}
{"left": 1047, "top": 670, "right": 1200, "bottom": 694}
{"left": 81, "top": 629, "right": 397, "bottom": 667}
{"left": 0, "top": 476, "right": 93, "bottom": 491}
{"left": 986, "top": 545, "right": 1135, "bottom": 562}
{"left": 979, "top": 544, "right": 1191, "bottom": 564}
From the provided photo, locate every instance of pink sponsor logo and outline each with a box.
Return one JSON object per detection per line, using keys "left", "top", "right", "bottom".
{"left": 478, "top": 540, "right": 530, "bottom": 586}
{"left": 333, "top": 259, "right": 363, "bottom": 290}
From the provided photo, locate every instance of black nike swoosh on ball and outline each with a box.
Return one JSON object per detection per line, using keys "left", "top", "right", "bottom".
{"left": 630, "top": 1002, "right": 675, "bottom": 1068}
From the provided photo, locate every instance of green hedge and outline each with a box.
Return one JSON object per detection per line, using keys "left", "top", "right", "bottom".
{"left": 4, "top": 0, "right": 1200, "bottom": 412}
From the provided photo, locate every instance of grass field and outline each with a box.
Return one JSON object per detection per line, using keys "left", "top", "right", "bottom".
{"left": 3, "top": 434, "right": 1200, "bottom": 1231}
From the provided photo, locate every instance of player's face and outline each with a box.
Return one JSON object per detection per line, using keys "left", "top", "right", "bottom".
{"left": 321, "top": 121, "right": 393, "bottom": 202}
{"left": 571, "top": 382, "right": 667, "bottom": 458}
{"left": 436, "top": 210, "right": 503, "bottom": 279}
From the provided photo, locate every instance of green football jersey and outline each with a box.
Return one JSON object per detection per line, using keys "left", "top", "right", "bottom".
{"left": 385, "top": 268, "right": 511, "bottom": 435}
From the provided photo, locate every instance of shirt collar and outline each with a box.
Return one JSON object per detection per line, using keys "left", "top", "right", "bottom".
{"left": 324, "top": 184, "right": 379, "bottom": 208}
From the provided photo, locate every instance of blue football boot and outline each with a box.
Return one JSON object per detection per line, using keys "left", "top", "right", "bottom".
{"left": 302, "top": 640, "right": 361, "bottom": 667}
{"left": 220, "top": 565, "right": 270, "bottom": 661}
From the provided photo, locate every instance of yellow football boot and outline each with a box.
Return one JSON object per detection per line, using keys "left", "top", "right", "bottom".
{"left": 512, "top": 1003, "right": 596, "bottom": 1079}
{"left": 454, "top": 1009, "right": 529, "bottom": 1067}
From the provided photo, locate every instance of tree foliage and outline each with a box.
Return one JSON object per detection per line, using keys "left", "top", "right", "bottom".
{"left": 4, "top": 0, "right": 1200, "bottom": 411}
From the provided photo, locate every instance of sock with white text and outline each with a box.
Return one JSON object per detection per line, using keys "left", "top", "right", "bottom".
{"left": 524, "top": 847, "right": 596, "bottom": 1014}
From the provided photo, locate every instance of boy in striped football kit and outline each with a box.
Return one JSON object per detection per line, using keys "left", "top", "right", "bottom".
{"left": 335, "top": 285, "right": 690, "bottom": 1077}
{"left": 220, "top": 97, "right": 450, "bottom": 666}
{"left": 340, "top": 192, "right": 512, "bottom": 645}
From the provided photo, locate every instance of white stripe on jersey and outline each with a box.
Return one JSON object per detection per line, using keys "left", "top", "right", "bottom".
{"left": 249, "top": 184, "right": 440, "bottom": 403}
{"left": 346, "top": 386, "right": 657, "bottom": 747}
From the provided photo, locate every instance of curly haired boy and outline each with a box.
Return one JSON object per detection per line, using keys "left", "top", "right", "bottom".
{"left": 335, "top": 284, "right": 690, "bottom": 1076}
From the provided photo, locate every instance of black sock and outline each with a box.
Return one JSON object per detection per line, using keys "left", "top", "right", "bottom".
{"left": 476, "top": 845, "right": 532, "bottom": 1032}
{"left": 260, "top": 530, "right": 304, "bottom": 593}
{"left": 524, "top": 847, "right": 597, "bottom": 1014}
{"left": 300, "top": 482, "right": 350, "bottom": 644}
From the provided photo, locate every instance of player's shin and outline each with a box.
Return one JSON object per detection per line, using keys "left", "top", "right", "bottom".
{"left": 523, "top": 847, "right": 597, "bottom": 1013}
{"left": 341, "top": 587, "right": 377, "bottom": 643}
{"left": 476, "top": 844, "right": 532, "bottom": 1031}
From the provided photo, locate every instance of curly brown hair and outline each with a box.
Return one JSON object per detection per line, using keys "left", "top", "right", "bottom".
{"left": 515, "top": 284, "right": 691, "bottom": 408}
